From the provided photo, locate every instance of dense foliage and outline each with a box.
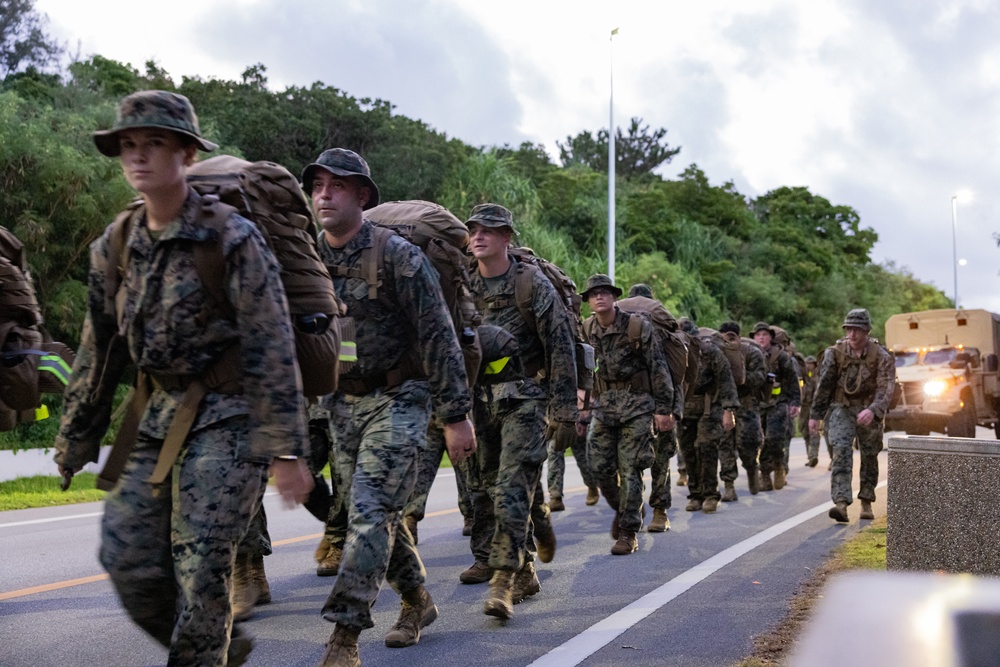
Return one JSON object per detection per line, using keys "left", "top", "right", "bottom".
{"left": 1, "top": 45, "right": 949, "bottom": 358}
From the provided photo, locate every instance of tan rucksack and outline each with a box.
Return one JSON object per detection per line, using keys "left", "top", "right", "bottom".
{"left": 0, "top": 226, "right": 75, "bottom": 430}
{"left": 699, "top": 327, "right": 747, "bottom": 386}
{"left": 617, "top": 296, "right": 689, "bottom": 394}
{"left": 363, "top": 200, "right": 483, "bottom": 383}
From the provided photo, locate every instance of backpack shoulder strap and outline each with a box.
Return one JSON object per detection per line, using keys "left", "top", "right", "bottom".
{"left": 512, "top": 258, "right": 539, "bottom": 334}
{"left": 106, "top": 201, "right": 144, "bottom": 324}
{"left": 626, "top": 313, "right": 643, "bottom": 348}
{"left": 583, "top": 315, "right": 597, "bottom": 343}
{"left": 192, "top": 195, "right": 238, "bottom": 322}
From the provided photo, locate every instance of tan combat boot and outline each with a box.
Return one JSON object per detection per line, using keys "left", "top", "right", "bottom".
{"left": 548, "top": 496, "right": 565, "bottom": 512}
{"left": 227, "top": 626, "right": 254, "bottom": 666}
{"left": 483, "top": 570, "right": 515, "bottom": 620}
{"left": 315, "top": 534, "right": 333, "bottom": 564}
{"left": 702, "top": 497, "right": 719, "bottom": 514}
{"left": 511, "top": 561, "right": 541, "bottom": 604}
{"left": 760, "top": 471, "right": 774, "bottom": 492}
{"left": 676, "top": 470, "right": 688, "bottom": 487}
{"left": 685, "top": 498, "right": 702, "bottom": 512}
{"left": 534, "top": 516, "right": 557, "bottom": 564}
{"left": 773, "top": 468, "right": 786, "bottom": 490}
{"left": 585, "top": 486, "right": 600, "bottom": 506}
{"left": 232, "top": 553, "right": 260, "bottom": 622}
{"left": 721, "top": 481, "right": 737, "bottom": 502}
{"left": 384, "top": 585, "right": 438, "bottom": 648}
{"left": 404, "top": 514, "right": 419, "bottom": 546}
{"left": 828, "top": 501, "right": 849, "bottom": 523}
{"left": 611, "top": 529, "right": 638, "bottom": 555}
{"left": 860, "top": 500, "right": 874, "bottom": 520}
{"left": 462, "top": 514, "right": 473, "bottom": 536}
{"left": 647, "top": 508, "right": 670, "bottom": 533}
{"left": 459, "top": 560, "right": 493, "bottom": 584}
{"left": 251, "top": 554, "right": 271, "bottom": 605}
{"left": 318, "top": 624, "right": 361, "bottom": 667}
{"left": 317, "top": 543, "right": 343, "bottom": 577}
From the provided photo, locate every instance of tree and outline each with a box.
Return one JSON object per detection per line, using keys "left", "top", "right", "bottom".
{"left": 1, "top": 0, "right": 62, "bottom": 79}
{"left": 557, "top": 117, "right": 680, "bottom": 179}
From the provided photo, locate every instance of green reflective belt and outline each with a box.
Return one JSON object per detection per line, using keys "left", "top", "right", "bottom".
{"left": 483, "top": 356, "right": 511, "bottom": 375}
{"left": 339, "top": 341, "right": 358, "bottom": 363}
{"left": 771, "top": 387, "right": 782, "bottom": 396}
{"left": 39, "top": 354, "right": 72, "bottom": 385}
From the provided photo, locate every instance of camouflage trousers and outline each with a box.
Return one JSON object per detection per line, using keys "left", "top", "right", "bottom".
{"left": 404, "top": 420, "right": 472, "bottom": 522}
{"left": 719, "top": 408, "right": 762, "bottom": 483}
{"left": 759, "top": 403, "right": 791, "bottom": 474}
{"left": 99, "top": 417, "right": 268, "bottom": 667}
{"left": 649, "top": 428, "right": 676, "bottom": 510}
{"left": 678, "top": 405, "right": 728, "bottom": 502}
{"left": 466, "top": 394, "right": 549, "bottom": 572}
{"left": 590, "top": 412, "right": 655, "bottom": 532}
{"left": 798, "top": 407, "right": 821, "bottom": 461}
{"left": 828, "top": 404, "right": 884, "bottom": 505}
{"left": 321, "top": 380, "right": 429, "bottom": 631}
{"left": 547, "top": 431, "right": 597, "bottom": 499}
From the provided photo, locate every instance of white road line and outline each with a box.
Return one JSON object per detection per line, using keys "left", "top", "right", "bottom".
{"left": 528, "top": 480, "right": 888, "bottom": 667}
{"left": 0, "top": 512, "right": 104, "bottom": 529}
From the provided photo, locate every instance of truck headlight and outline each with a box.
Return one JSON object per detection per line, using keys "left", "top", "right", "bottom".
{"left": 923, "top": 379, "right": 948, "bottom": 397}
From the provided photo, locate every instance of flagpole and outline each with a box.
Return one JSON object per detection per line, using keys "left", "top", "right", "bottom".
{"left": 608, "top": 27, "right": 619, "bottom": 283}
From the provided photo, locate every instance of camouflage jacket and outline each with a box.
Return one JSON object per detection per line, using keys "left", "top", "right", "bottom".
{"left": 812, "top": 340, "right": 896, "bottom": 419}
{"left": 583, "top": 307, "right": 672, "bottom": 422}
{"left": 684, "top": 338, "right": 739, "bottom": 415}
{"left": 318, "top": 220, "right": 470, "bottom": 421}
{"left": 761, "top": 345, "right": 802, "bottom": 408}
{"left": 55, "top": 190, "right": 306, "bottom": 470}
{"left": 800, "top": 368, "right": 818, "bottom": 411}
{"left": 737, "top": 342, "right": 767, "bottom": 410}
{"left": 469, "top": 256, "right": 578, "bottom": 423}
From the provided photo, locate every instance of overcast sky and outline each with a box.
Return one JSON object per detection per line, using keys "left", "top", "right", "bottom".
{"left": 37, "top": 0, "right": 1000, "bottom": 313}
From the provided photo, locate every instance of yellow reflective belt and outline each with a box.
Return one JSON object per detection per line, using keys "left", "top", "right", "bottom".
{"left": 771, "top": 386, "right": 782, "bottom": 396}
{"left": 483, "top": 357, "right": 511, "bottom": 375}
{"left": 339, "top": 341, "right": 357, "bottom": 363}
{"left": 35, "top": 404, "right": 50, "bottom": 421}
{"left": 40, "top": 354, "right": 72, "bottom": 385}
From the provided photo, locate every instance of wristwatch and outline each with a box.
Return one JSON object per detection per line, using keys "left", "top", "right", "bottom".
{"left": 443, "top": 413, "right": 468, "bottom": 425}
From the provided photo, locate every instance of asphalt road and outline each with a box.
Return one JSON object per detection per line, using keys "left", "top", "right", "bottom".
{"left": 0, "top": 436, "right": 899, "bottom": 667}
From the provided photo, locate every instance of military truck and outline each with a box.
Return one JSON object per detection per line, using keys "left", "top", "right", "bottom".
{"left": 884, "top": 309, "right": 1000, "bottom": 438}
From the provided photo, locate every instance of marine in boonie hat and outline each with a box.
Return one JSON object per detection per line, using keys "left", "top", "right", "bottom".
{"left": 465, "top": 203, "right": 518, "bottom": 236}
{"left": 93, "top": 90, "right": 218, "bottom": 157}
{"left": 301, "top": 148, "right": 381, "bottom": 210}
{"left": 580, "top": 273, "right": 623, "bottom": 300}
{"left": 842, "top": 308, "right": 872, "bottom": 332}
{"left": 627, "top": 283, "right": 653, "bottom": 298}
{"left": 751, "top": 321, "right": 775, "bottom": 338}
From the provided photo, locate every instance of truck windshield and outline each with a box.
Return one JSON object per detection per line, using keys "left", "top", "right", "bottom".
{"left": 923, "top": 348, "right": 956, "bottom": 365}
{"left": 895, "top": 352, "right": 919, "bottom": 368}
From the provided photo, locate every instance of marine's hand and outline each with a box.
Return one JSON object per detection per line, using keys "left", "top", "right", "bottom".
{"left": 271, "top": 458, "right": 314, "bottom": 508}
{"left": 809, "top": 419, "right": 819, "bottom": 434}
{"left": 654, "top": 414, "right": 675, "bottom": 433}
{"left": 788, "top": 405, "right": 801, "bottom": 419}
{"left": 576, "top": 420, "right": 588, "bottom": 438}
{"left": 722, "top": 409, "right": 735, "bottom": 431}
{"left": 444, "top": 419, "right": 476, "bottom": 464}
{"left": 856, "top": 409, "right": 875, "bottom": 426}
{"left": 57, "top": 465, "right": 80, "bottom": 491}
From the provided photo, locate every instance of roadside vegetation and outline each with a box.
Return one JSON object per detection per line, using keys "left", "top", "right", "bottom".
{"left": 0, "top": 472, "right": 106, "bottom": 511}
{"left": 735, "top": 518, "right": 888, "bottom": 666}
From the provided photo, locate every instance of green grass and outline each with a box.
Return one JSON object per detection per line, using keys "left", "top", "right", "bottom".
{"left": 0, "top": 472, "right": 106, "bottom": 511}
{"left": 0, "top": 384, "right": 132, "bottom": 452}
{"left": 832, "top": 519, "right": 887, "bottom": 570}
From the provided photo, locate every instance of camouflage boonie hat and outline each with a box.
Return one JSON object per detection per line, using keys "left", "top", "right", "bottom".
{"left": 93, "top": 90, "right": 218, "bottom": 157}
{"left": 678, "top": 317, "right": 698, "bottom": 336}
{"left": 465, "top": 203, "right": 517, "bottom": 236}
{"left": 580, "top": 274, "right": 622, "bottom": 300}
{"left": 805, "top": 355, "right": 817, "bottom": 364}
{"left": 301, "top": 148, "right": 380, "bottom": 210}
{"left": 627, "top": 283, "right": 653, "bottom": 298}
{"left": 842, "top": 308, "right": 872, "bottom": 332}
{"left": 752, "top": 321, "right": 775, "bottom": 338}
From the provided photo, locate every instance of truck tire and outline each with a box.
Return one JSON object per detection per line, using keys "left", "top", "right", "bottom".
{"left": 947, "top": 402, "right": 976, "bottom": 439}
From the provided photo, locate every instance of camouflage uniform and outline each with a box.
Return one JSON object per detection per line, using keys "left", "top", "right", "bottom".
{"left": 719, "top": 342, "right": 766, "bottom": 485}
{"left": 467, "top": 250, "right": 578, "bottom": 572}
{"left": 648, "top": 427, "right": 677, "bottom": 510}
{"left": 585, "top": 307, "right": 673, "bottom": 532}
{"left": 55, "top": 189, "right": 305, "bottom": 666}
{"left": 798, "top": 360, "right": 821, "bottom": 464}
{"left": 759, "top": 345, "right": 801, "bottom": 476}
{"left": 812, "top": 335, "right": 895, "bottom": 507}
{"left": 678, "top": 340, "right": 739, "bottom": 503}
{"left": 546, "top": 426, "right": 597, "bottom": 502}
{"left": 403, "top": 417, "right": 472, "bottom": 523}
{"left": 316, "top": 219, "right": 470, "bottom": 631}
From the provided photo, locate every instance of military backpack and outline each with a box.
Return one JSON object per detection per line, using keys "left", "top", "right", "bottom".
{"left": 617, "top": 295, "right": 691, "bottom": 395}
